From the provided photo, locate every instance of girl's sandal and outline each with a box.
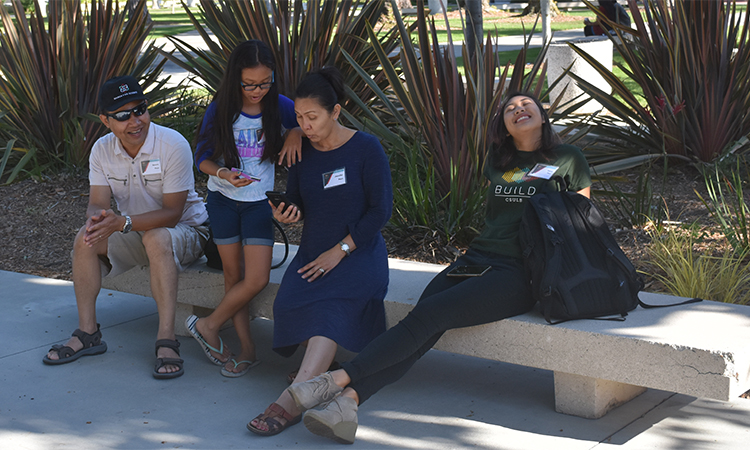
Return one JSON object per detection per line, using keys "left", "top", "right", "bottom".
{"left": 246, "top": 403, "right": 301, "bottom": 436}
{"left": 185, "top": 315, "right": 229, "bottom": 366}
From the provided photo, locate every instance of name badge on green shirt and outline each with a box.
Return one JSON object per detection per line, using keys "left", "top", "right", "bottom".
{"left": 528, "top": 163, "right": 559, "bottom": 180}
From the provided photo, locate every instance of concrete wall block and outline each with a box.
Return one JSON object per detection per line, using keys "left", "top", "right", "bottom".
{"left": 546, "top": 36, "right": 613, "bottom": 114}
{"left": 554, "top": 371, "right": 647, "bottom": 419}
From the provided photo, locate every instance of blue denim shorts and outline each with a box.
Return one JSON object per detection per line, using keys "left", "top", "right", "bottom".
{"left": 205, "top": 190, "right": 274, "bottom": 246}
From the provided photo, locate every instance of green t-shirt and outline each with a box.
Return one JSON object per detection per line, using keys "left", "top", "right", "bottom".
{"left": 470, "top": 144, "right": 591, "bottom": 259}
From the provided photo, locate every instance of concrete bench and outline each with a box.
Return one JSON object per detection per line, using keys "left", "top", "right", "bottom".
{"left": 102, "top": 243, "right": 750, "bottom": 420}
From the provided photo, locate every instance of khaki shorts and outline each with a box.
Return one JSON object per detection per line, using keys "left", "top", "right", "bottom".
{"left": 103, "top": 223, "right": 209, "bottom": 278}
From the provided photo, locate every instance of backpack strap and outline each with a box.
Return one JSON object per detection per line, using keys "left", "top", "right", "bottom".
{"left": 639, "top": 297, "right": 703, "bottom": 308}
{"left": 551, "top": 175, "right": 568, "bottom": 192}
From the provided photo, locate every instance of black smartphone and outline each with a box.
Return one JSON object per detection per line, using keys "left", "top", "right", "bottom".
{"left": 265, "top": 191, "right": 292, "bottom": 213}
{"left": 446, "top": 264, "right": 491, "bottom": 277}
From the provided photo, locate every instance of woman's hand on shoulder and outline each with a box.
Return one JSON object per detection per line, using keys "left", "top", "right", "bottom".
{"left": 270, "top": 201, "right": 301, "bottom": 223}
{"left": 279, "top": 127, "right": 304, "bottom": 167}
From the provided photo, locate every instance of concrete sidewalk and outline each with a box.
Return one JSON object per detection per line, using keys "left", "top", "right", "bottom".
{"left": 2, "top": 269, "right": 750, "bottom": 449}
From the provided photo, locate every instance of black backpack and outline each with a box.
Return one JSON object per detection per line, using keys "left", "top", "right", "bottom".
{"left": 519, "top": 186, "right": 699, "bottom": 323}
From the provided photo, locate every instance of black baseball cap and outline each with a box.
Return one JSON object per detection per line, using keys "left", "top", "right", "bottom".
{"left": 98, "top": 76, "right": 147, "bottom": 113}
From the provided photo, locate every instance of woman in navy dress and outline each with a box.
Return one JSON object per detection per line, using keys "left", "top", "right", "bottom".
{"left": 247, "top": 67, "right": 392, "bottom": 436}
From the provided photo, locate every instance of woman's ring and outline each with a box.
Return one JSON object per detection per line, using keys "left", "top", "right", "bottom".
{"left": 319, "top": 268, "right": 326, "bottom": 273}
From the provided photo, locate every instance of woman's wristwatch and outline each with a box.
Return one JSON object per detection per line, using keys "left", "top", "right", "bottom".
{"left": 338, "top": 241, "right": 351, "bottom": 256}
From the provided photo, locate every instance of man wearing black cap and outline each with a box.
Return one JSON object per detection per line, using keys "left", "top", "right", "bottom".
{"left": 43, "top": 76, "right": 209, "bottom": 379}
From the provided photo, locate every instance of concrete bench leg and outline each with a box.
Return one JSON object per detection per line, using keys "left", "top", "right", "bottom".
{"left": 553, "top": 371, "right": 646, "bottom": 419}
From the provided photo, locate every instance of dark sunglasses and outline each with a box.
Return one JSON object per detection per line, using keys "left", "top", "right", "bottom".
{"left": 105, "top": 102, "right": 148, "bottom": 122}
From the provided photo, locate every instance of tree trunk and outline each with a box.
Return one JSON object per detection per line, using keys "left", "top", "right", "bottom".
{"left": 395, "top": 0, "right": 413, "bottom": 8}
{"left": 465, "top": 0, "right": 483, "bottom": 62}
{"left": 125, "top": 0, "right": 152, "bottom": 25}
{"left": 541, "top": 0, "right": 552, "bottom": 43}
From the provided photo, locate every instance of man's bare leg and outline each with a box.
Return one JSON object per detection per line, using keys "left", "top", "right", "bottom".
{"left": 46, "top": 225, "right": 106, "bottom": 360}
{"left": 142, "top": 228, "right": 181, "bottom": 374}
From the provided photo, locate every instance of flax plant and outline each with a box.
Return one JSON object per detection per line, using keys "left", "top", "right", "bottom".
{"left": 592, "top": 163, "right": 666, "bottom": 228}
{"left": 567, "top": 0, "right": 750, "bottom": 163}
{"left": 697, "top": 159, "right": 750, "bottom": 254}
{"left": 644, "top": 223, "right": 750, "bottom": 305}
{"left": 0, "top": 0, "right": 175, "bottom": 183}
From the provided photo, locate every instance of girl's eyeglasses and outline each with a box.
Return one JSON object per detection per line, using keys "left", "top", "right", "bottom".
{"left": 241, "top": 73, "right": 274, "bottom": 92}
{"left": 105, "top": 102, "right": 148, "bottom": 122}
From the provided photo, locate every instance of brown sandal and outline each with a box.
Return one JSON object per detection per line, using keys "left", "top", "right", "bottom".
{"left": 246, "top": 403, "right": 301, "bottom": 436}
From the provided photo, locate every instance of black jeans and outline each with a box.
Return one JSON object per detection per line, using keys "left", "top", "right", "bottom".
{"left": 341, "top": 248, "right": 535, "bottom": 404}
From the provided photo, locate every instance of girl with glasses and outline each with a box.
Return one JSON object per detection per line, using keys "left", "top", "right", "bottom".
{"left": 187, "top": 40, "right": 302, "bottom": 377}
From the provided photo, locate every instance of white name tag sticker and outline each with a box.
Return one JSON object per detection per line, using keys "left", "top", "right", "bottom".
{"left": 141, "top": 159, "right": 162, "bottom": 175}
{"left": 528, "top": 163, "right": 559, "bottom": 180}
{"left": 323, "top": 167, "right": 346, "bottom": 189}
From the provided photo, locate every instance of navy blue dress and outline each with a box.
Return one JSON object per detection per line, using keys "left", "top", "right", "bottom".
{"left": 272, "top": 131, "right": 393, "bottom": 356}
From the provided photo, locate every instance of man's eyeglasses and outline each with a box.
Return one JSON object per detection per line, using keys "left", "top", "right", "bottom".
{"left": 241, "top": 73, "right": 274, "bottom": 92}
{"left": 105, "top": 102, "right": 148, "bottom": 122}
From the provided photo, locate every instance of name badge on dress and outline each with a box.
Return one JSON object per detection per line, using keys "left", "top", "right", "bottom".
{"left": 141, "top": 159, "right": 162, "bottom": 175}
{"left": 323, "top": 167, "right": 346, "bottom": 189}
{"left": 528, "top": 163, "right": 559, "bottom": 180}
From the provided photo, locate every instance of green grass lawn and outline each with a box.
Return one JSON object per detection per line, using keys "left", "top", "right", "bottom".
{"left": 145, "top": 5, "right": 200, "bottom": 38}
{"left": 406, "top": 13, "right": 592, "bottom": 43}
{"left": 0, "top": 4, "right": 201, "bottom": 35}
{"left": 148, "top": 6, "right": 199, "bottom": 26}
{"left": 149, "top": 25, "right": 196, "bottom": 39}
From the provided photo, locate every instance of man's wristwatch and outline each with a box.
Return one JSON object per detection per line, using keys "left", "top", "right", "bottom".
{"left": 338, "top": 241, "right": 351, "bottom": 256}
{"left": 122, "top": 215, "right": 132, "bottom": 234}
